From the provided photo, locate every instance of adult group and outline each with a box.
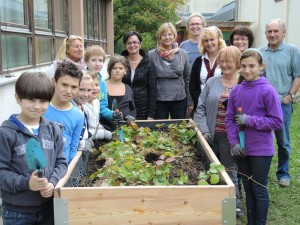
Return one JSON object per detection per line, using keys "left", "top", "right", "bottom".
{"left": 1, "top": 14, "right": 299, "bottom": 225}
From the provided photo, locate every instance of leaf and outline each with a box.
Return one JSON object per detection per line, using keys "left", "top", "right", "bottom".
{"left": 210, "top": 174, "right": 220, "bottom": 185}
{"left": 198, "top": 179, "right": 209, "bottom": 185}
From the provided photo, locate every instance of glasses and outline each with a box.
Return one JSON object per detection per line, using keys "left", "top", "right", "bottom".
{"left": 161, "top": 33, "right": 174, "bottom": 38}
{"left": 126, "top": 41, "right": 140, "bottom": 46}
{"left": 66, "top": 35, "right": 82, "bottom": 41}
{"left": 233, "top": 37, "right": 248, "bottom": 42}
{"left": 189, "top": 23, "right": 203, "bottom": 27}
{"left": 218, "top": 60, "right": 234, "bottom": 65}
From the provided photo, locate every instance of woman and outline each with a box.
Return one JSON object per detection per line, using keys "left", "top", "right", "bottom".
{"left": 193, "top": 46, "right": 244, "bottom": 218}
{"left": 148, "top": 22, "right": 192, "bottom": 119}
{"left": 45, "top": 35, "right": 86, "bottom": 78}
{"left": 230, "top": 25, "right": 254, "bottom": 53}
{"left": 121, "top": 31, "right": 156, "bottom": 120}
{"left": 189, "top": 26, "right": 226, "bottom": 112}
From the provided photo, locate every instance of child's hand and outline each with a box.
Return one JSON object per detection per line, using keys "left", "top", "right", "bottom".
{"left": 29, "top": 170, "right": 48, "bottom": 191}
{"left": 40, "top": 182, "right": 55, "bottom": 198}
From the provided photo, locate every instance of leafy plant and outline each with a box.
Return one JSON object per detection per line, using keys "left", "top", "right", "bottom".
{"left": 89, "top": 121, "right": 224, "bottom": 186}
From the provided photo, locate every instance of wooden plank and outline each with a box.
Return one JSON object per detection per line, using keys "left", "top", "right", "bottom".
{"left": 59, "top": 186, "right": 233, "bottom": 225}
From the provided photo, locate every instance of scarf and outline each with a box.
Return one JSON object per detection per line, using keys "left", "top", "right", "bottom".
{"left": 204, "top": 58, "right": 218, "bottom": 82}
{"left": 65, "top": 56, "right": 87, "bottom": 70}
{"left": 157, "top": 42, "right": 179, "bottom": 63}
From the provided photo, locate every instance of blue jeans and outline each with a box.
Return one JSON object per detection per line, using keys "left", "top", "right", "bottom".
{"left": 238, "top": 156, "right": 272, "bottom": 225}
{"left": 155, "top": 99, "right": 187, "bottom": 119}
{"left": 213, "top": 132, "right": 240, "bottom": 207}
{"left": 2, "top": 204, "right": 54, "bottom": 225}
{"left": 275, "top": 103, "right": 292, "bottom": 180}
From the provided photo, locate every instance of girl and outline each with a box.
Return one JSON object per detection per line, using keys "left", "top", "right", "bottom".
{"left": 105, "top": 56, "right": 136, "bottom": 129}
{"left": 225, "top": 48, "right": 283, "bottom": 225}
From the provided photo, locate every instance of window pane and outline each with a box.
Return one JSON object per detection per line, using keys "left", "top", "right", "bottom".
{"left": 0, "top": 0, "right": 25, "bottom": 24}
{"left": 1, "top": 35, "right": 29, "bottom": 69}
{"left": 88, "top": 0, "right": 93, "bottom": 37}
{"left": 54, "top": 1, "right": 67, "bottom": 31}
{"left": 93, "top": 1, "right": 99, "bottom": 39}
{"left": 54, "top": 38, "right": 64, "bottom": 57}
{"left": 34, "top": 0, "right": 49, "bottom": 29}
{"left": 35, "top": 36, "right": 52, "bottom": 64}
{"left": 83, "top": 0, "right": 87, "bottom": 36}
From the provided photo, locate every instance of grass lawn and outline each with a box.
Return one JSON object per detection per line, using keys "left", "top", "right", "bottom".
{"left": 237, "top": 103, "right": 300, "bottom": 225}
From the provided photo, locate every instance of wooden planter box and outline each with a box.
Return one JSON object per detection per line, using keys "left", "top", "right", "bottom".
{"left": 54, "top": 120, "right": 236, "bottom": 225}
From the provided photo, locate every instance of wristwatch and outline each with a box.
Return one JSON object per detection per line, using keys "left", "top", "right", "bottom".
{"left": 289, "top": 92, "right": 295, "bottom": 101}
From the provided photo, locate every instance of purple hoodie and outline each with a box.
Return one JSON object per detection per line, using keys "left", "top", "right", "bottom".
{"left": 225, "top": 77, "right": 283, "bottom": 156}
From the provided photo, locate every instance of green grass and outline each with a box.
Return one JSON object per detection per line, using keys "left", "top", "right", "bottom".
{"left": 237, "top": 103, "right": 300, "bottom": 225}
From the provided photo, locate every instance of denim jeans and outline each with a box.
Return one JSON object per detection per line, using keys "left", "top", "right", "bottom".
{"left": 2, "top": 204, "right": 54, "bottom": 225}
{"left": 155, "top": 98, "right": 187, "bottom": 119}
{"left": 238, "top": 156, "right": 272, "bottom": 225}
{"left": 213, "top": 132, "right": 240, "bottom": 208}
{"left": 275, "top": 103, "right": 292, "bottom": 180}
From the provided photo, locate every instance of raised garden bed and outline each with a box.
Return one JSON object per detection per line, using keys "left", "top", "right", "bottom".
{"left": 54, "top": 119, "right": 236, "bottom": 225}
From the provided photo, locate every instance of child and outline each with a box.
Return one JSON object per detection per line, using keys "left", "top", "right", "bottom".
{"left": 84, "top": 45, "right": 123, "bottom": 125}
{"left": 105, "top": 56, "right": 136, "bottom": 129}
{"left": 225, "top": 48, "right": 283, "bottom": 225}
{"left": 84, "top": 71, "right": 112, "bottom": 141}
{"left": 0, "top": 72, "right": 67, "bottom": 225}
{"left": 71, "top": 72, "right": 94, "bottom": 152}
{"left": 44, "top": 62, "right": 84, "bottom": 164}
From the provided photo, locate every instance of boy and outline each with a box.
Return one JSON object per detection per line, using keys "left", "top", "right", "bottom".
{"left": 84, "top": 45, "right": 123, "bottom": 125}
{"left": 44, "top": 62, "right": 84, "bottom": 164}
{"left": 0, "top": 72, "right": 67, "bottom": 225}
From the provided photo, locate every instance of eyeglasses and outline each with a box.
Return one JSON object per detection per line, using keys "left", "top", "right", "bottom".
{"left": 218, "top": 60, "right": 234, "bottom": 65}
{"left": 126, "top": 41, "right": 140, "bottom": 46}
{"left": 66, "top": 35, "right": 82, "bottom": 41}
{"left": 189, "top": 23, "right": 203, "bottom": 27}
{"left": 233, "top": 37, "right": 248, "bottom": 42}
{"left": 161, "top": 33, "right": 174, "bottom": 38}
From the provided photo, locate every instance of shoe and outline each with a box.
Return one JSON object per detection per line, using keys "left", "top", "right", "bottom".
{"left": 278, "top": 179, "right": 290, "bottom": 187}
{"left": 236, "top": 207, "right": 244, "bottom": 218}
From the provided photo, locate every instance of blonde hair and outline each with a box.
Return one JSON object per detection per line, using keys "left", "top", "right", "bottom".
{"left": 199, "top": 26, "right": 226, "bottom": 55}
{"left": 218, "top": 46, "right": 242, "bottom": 70}
{"left": 84, "top": 45, "right": 106, "bottom": 63}
{"left": 81, "top": 71, "right": 93, "bottom": 83}
{"left": 86, "top": 70, "right": 98, "bottom": 80}
{"left": 156, "top": 22, "right": 178, "bottom": 43}
{"left": 56, "top": 35, "right": 83, "bottom": 61}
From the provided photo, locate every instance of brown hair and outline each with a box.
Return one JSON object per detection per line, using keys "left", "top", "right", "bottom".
{"left": 107, "top": 56, "right": 129, "bottom": 79}
{"left": 84, "top": 45, "right": 106, "bottom": 63}
{"left": 229, "top": 25, "right": 254, "bottom": 47}
{"left": 54, "top": 61, "right": 83, "bottom": 82}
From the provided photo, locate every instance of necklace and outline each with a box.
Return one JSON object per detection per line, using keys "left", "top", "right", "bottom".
{"left": 128, "top": 55, "right": 142, "bottom": 64}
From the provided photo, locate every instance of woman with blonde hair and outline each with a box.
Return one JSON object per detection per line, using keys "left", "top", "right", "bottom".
{"left": 148, "top": 22, "right": 192, "bottom": 119}
{"left": 45, "top": 35, "right": 86, "bottom": 78}
{"left": 189, "top": 26, "right": 226, "bottom": 112}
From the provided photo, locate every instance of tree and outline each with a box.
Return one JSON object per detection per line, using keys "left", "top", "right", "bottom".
{"left": 114, "top": 0, "right": 185, "bottom": 53}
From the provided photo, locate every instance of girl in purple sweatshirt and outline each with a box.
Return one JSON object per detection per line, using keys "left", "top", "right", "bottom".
{"left": 225, "top": 48, "right": 283, "bottom": 225}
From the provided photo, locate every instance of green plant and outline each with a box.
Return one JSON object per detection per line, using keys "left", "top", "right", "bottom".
{"left": 90, "top": 121, "right": 224, "bottom": 186}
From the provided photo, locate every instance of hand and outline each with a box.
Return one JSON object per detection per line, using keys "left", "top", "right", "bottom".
{"left": 40, "top": 182, "right": 54, "bottom": 198}
{"left": 83, "top": 139, "right": 94, "bottom": 153}
{"left": 231, "top": 144, "right": 247, "bottom": 158}
{"left": 125, "top": 115, "right": 135, "bottom": 122}
{"left": 112, "top": 111, "right": 123, "bottom": 124}
{"left": 234, "top": 114, "right": 247, "bottom": 126}
{"left": 29, "top": 170, "right": 48, "bottom": 191}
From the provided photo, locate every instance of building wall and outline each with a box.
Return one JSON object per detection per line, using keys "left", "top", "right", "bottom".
{"left": 0, "top": 0, "right": 113, "bottom": 124}
{"left": 237, "top": 0, "right": 300, "bottom": 48}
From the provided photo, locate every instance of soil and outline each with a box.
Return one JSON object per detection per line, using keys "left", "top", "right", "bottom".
{"left": 79, "top": 139, "right": 208, "bottom": 187}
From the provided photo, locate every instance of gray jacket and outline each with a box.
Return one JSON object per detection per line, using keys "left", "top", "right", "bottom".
{"left": 194, "top": 76, "right": 236, "bottom": 139}
{"left": 148, "top": 48, "right": 192, "bottom": 105}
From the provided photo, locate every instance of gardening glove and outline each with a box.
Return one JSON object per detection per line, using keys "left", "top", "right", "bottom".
{"left": 94, "top": 128, "right": 112, "bottom": 141}
{"left": 82, "top": 139, "right": 94, "bottom": 153}
{"left": 234, "top": 114, "right": 247, "bottom": 126}
{"left": 125, "top": 115, "right": 135, "bottom": 122}
{"left": 203, "top": 133, "right": 214, "bottom": 147}
{"left": 230, "top": 143, "right": 247, "bottom": 159}
{"left": 112, "top": 111, "right": 123, "bottom": 124}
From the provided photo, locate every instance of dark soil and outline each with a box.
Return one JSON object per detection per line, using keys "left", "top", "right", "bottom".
{"left": 79, "top": 139, "right": 208, "bottom": 187}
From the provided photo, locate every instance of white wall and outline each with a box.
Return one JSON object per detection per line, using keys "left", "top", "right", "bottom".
{"left": 237, "top": 0, "right": 300, "bottom": 48}
{"left": 178, "top": 0, "right": 234, "bottom": 14}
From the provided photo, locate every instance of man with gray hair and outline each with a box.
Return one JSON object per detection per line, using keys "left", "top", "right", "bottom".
{"left": 260, "top": 18, "right": 300, "bottom": 187}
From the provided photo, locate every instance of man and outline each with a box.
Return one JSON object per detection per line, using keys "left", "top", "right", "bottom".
{"left": 260, "top": 19, "right": 300, "bottom": 187}
{"left": 179, "top": 13, "right": 206, "bottom": 67}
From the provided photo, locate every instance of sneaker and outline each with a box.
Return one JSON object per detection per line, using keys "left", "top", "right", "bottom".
{"left": 236, "top": 207, "right": 244, "bottom": 218}
{"left": 278, "top": 179, "right": 290, "bottom": 187}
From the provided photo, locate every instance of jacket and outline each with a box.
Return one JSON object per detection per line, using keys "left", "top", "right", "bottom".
{"left": 121, "top": 49, "right": 157, "bottom": 119}
{"left": 0, "top": 115, "right": 67, "bottom": 213}
{"left": 189, "top": 56, "right": 203, "bottom": 110}
{"left": 225, "top": 77, "right": 283, "bottom": 156}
